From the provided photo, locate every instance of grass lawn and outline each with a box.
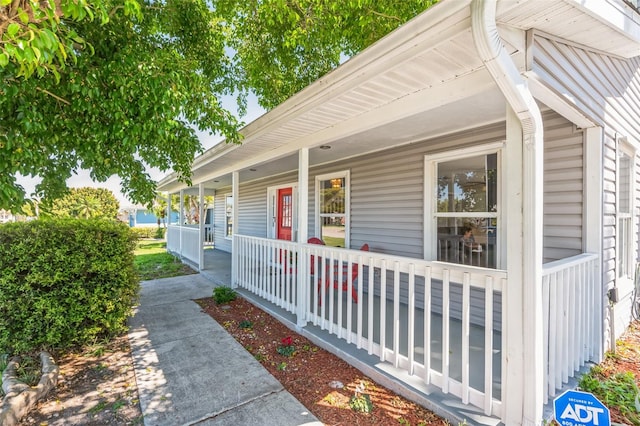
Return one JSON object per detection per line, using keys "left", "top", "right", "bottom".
{"left": 134, "top": 240, "right": 196, "bottom": 281}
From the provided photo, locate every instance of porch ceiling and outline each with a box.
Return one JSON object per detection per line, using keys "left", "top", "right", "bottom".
{"left": 157, "top": 0, "right": 640, "bottom": 194}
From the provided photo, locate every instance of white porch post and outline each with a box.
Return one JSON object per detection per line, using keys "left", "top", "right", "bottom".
{"left": 505, "top": 105, "right": 545, "bottom": 424}
{"left": 198, "top": 183, "right": 205, "bottom": 271}
{"left": 296, "top": 148, "right": 309, "bottom": 328}
{"left": 179, "top": 189, "right": 184, "bottom": 257}
{"left": 584, "top": 126, "right": 604, "bottom": 360}
{"left": 521, "top": 106, "right": 544, "bottom": 426}
{"left": 166, "top": 192, "right": 171, "bottom": 247}
{"left": 503, "top": 107, "right": 526, "bottom": 423}
{"left": 231, "top": 171, "right": 239, "bottom": 288}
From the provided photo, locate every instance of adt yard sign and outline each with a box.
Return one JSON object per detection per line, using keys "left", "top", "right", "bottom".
{"left": 554, "top": 389, "right": 610, "bottom": 426}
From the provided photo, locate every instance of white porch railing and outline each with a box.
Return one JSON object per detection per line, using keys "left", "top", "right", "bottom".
{"left": 166, "top": 225, "right": 201, "bottom": 266}
{"left": 180, "top": 227, "right": 200, "bottom": 265}
{"left": 234, "top": 234, "right": 507, "bottom": 417}
{"left": 167, "top": 225, "right": 180, "bottom": 253}
{"left": 204, "top": 224, "right": 214, "bottom": 246}
{"left": 541, "top": 253, "right": 600, "bottom": 402}
{"left": 235, "top": 236, "right": 299, "bottom": 314}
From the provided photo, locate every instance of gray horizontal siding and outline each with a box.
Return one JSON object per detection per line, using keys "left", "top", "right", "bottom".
{"left": 532, "top": 34, "right": 640, "bottom": 301}
{"left": 542, "top": 111, "right": 584, "bottom": 263}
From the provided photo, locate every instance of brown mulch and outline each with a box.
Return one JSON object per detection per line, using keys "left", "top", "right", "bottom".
{"left": 196, "top": 296, "right": 449, "bottom": 426}
{"left": 15, "top": 298, "right": 640, "bottom": 426}
{"left": 20, "top": 335, "right": 142, "bottom": 425}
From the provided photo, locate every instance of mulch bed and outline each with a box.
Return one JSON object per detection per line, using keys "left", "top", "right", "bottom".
{"left": 196, "top": 296, "right": 448, "bottom": 426}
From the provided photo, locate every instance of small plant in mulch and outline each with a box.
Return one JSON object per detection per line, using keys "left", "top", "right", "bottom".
{"left": 239, "top": 320, "right": 253, "bottom": 330}
{"left": 13, "top": 354, "right": 41, "bottom": 386}
{"left": 349, "top": 381, "right": 373, "bottom": 414}
{"left": 212, "top": 286, "right": 236, "bottom": 304}
{"left": 276, "top": 336, "right": 296, "bottom": 357}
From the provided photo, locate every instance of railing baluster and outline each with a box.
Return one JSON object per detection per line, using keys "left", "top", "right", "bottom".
{"left": 424, "top": 265, "right": 431, "bottom": 385}
{"left": 346, "top": 255, "right": 353, "bottom": 344}
{"left": 408, "top": 263, "right": 415, "bottom": 375}
{"left": 442, "top": 268, "right": 450, "bottom": 394}
{"left": 393, "top": 262, "right": 400, "bottom": 369}
{"left": 379, "top": 260, "right": 387, "bottom": 363}
{"left": 461, "top": 272, "right": 470, "bottom": 405}
{"left": 357, "top": 254, "right": 364, "bottom": 350}
{"left": 367, "top": 257, "right": 375, "bottom": 355}
{"left": 484, "top": 275, "right": 494, "bottom": 415}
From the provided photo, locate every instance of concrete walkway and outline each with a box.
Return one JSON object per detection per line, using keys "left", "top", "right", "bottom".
{"left": 128, "top": 274, "right": 321, "bottom": 426}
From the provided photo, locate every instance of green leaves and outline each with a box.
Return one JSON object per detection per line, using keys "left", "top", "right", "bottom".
{"left": 218, "top": 0, "right": 439, "bottom": 109}
{"left": 6, "top": 23, "right": 20, "bottom": 38}
{"left": 1, "top": 0, "right": 438, "bottom": 211}
{"left": 0, "top": 219, "right": 139, "bottom": 354}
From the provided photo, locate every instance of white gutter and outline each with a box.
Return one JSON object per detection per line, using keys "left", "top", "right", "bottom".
{"left": 471, "top": 1, "right": 544, "bottom": 425}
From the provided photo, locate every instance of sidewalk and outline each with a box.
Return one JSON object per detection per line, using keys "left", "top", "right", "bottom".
{"left": 128, "top": 274, "right": 322, "bottom": 426}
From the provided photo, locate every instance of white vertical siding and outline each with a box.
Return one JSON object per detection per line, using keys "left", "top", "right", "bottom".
{"left": 543, "top": 111, "right": 584, "bottom": 262}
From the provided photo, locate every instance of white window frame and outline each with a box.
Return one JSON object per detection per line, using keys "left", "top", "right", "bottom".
{"left": 616, "top": 138, "right": 636, "bottom": 284}
{"left": 225, "top": 194, "right": 233, "bottom": 239}
{"left": 315, "top": 170, "right": 350, "bottom": 248}
{"left": 424, "top": 142, "right": 504, "bottom": 268}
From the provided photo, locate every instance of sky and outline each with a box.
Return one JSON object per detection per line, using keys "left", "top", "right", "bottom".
{"left": 16, "top": 93, "right": 266, "bottom": 209}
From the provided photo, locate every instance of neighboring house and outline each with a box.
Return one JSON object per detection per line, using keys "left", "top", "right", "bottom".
{"left": 0, "top": 210, "right": 15, "bottom": 224}
{"left": 119, "top": 207, "right": 181, "bottom": 228}
{"left": 157, "top": 1, "right": 640, "bottom": 424}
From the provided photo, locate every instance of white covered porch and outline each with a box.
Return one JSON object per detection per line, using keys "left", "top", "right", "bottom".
{"left": 153, "top": 1, "right": 640, "bottom": 422}
{"left": 232, "top": 236, "right": 599, "bottom": 421}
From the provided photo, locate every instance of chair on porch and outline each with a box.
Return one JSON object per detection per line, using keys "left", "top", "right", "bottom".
{"left": 307, "top": 237, "right": 325, "bottom": 275}
{"left": 317, "top": 243, "right": 369, "bottom": 304}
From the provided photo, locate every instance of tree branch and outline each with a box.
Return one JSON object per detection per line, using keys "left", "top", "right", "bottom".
{"left": 367, "top": 9, "right": 402, "bottom": 22}
{"left": 36, "top": 86, "right": 70, "bottom": 105}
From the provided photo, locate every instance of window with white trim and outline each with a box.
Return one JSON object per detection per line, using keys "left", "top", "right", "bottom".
{"left": 617, "top": 142, "right": 635, "bottom": 281}
{"left": 315, "top": 171, "right": 349, "bottom": 248}
{"left": 428, "top": 149, "right": 500, "bottom": 269}
{"left": 225, "top": 194, "right": 233, "bottom": 238}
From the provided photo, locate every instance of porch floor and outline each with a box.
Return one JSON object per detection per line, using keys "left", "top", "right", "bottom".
{"left": 200, "top": 249, "right": 504, "bottom": 425}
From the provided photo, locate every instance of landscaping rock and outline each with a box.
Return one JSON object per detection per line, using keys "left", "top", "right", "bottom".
{"left": 0, "top": 352, "right": 59, "bottom": 426}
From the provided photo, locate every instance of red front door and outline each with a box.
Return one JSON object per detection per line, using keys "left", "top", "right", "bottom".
{"left": 277, "top": 187, "right": 293, "bottom": 241}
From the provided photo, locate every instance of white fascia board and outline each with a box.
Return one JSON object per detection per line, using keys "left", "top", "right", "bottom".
{"left": 567, "top": 0, "right": 640, "bottom": 53}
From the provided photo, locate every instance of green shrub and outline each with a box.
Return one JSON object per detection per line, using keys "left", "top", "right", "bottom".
{"left": 154, "top": 227, "right": 166, "bottom": 239}
{"left": 213, "top": 286, "right": 236, "bottom": 304}
{"left": 579, "top": 369, "right": 640, "bottom": 424}
{"left": 129, "top": 227, "right": 164, "bottom": 239}
{"left": 0, "top": 219, "right": 139, "bottom": 355}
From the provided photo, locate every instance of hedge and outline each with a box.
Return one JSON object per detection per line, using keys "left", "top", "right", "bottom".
{"left": 130, "top": 227, "right": 165, "bottom": 240}
{"left": 0, "top": 219, "right": 139, "bottom": 355}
